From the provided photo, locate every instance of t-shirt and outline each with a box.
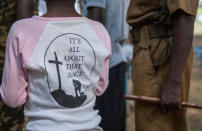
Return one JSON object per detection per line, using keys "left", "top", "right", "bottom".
{"left": 127, "top": 0, "right": 199, "bottom": 26}
{"left": 0, "top": 16, "right": 111, "bottom": 131}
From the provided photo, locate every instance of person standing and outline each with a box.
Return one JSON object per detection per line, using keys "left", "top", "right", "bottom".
{"left": 127, "top": 0, "right": 199, "bottom": 130}
{"left": 81, "top": 0, "right": 130, "bottom": 131}
{"left": 0, "top": 0, "right": 111, "bottom": 130}
{"left": 38, "top": 0, "right": 47, "bottom": 16}
{"left": 0, "top": 0, "right": 37, "bottom": 130}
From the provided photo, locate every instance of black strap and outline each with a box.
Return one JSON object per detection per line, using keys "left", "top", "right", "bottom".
{"left": 153, "top": 0, "right": 169, "bottom": 24}
{"left": 151, "top": 37, "right": 172, "bottom": 67}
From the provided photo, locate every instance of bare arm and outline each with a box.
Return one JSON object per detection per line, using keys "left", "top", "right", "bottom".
{"left": 87, "top": 7, "right": 104, "bottom": 24}
{"left": 17, "top": 0, "right": 34, "bottom": 20}
{"left": 160, "top": 11, "right": 195, "bottom": 112}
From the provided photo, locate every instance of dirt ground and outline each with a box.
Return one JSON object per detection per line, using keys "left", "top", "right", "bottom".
{"left": 126, "top": 63, "right": 202, "bottom": 131}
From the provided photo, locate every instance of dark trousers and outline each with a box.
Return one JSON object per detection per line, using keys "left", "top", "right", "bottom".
{"left": 96, "top": 62, "right": 127, "bottom": 131}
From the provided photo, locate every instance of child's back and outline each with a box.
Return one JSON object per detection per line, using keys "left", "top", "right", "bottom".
{"left": 0, "top": 15, "right": 111, "bottom": 131}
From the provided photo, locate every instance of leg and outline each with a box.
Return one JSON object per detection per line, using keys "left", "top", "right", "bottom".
{"left": 96, "top": 62, "right": 127, "bottom": 131}
{"left": 114, "top": 62, "right": 127, "bottom": 131}
{"left": 132, "top": 26, "right": 193, "bottom": 131}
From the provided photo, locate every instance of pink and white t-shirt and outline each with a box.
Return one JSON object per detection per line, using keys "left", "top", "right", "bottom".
{"left": 0, "top": 16, "right": 111, "bottom": 131}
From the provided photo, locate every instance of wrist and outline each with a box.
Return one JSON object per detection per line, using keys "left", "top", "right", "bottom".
{"left": 167, "top": 77, "right": 181, "bottom": 84}
{"left": 165, "top": 76, "right": 182, "bottom": 90}
{"left": 166, "top": 72, "right": 182, "bottom": 83}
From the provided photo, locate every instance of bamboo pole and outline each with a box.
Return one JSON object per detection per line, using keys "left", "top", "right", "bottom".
{"left": 125, "top": 95, "right": 202, "bottom": 109}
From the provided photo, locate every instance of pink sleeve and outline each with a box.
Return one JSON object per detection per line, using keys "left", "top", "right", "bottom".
{"left": 88, "top": 21, "right": 111, "bottom": 96}
{"left": 94, "top": 56, "right": 110, "bottom": 96}
{"left": 0, "top": 24, "right": 28, "bottom": 108}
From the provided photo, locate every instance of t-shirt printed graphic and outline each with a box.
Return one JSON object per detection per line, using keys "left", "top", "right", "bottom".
{"left": 0, "top": 16, "right": 111, "bottom": 131}
{"left": 45, "top": 33, "right": 96, "bottom": 108}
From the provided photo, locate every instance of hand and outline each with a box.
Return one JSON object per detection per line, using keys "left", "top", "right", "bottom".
{"left": 160, "top": 79, "right": 182, "bottom": 113}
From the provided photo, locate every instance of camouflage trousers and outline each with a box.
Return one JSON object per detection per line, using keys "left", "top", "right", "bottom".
{"left": 0, "top": 99, "right": 25, "bottom": 131}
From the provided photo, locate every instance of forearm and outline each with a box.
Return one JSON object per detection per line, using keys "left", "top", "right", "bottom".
{"left": 167, "top": 11, "right": 195, "bottom": 83}
{"left": 0, "top": 83, "right": 27, "bottom": 108}
{"left": 87, "top": 7, "right": 104, "bottom": 24}
{"left": 17, "top": 0, "right": 34, "bottom": 20}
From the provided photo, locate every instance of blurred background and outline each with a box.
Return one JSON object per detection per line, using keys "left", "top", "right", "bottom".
{"left": 1, "top": 0, "right": 202, "bottom": 130}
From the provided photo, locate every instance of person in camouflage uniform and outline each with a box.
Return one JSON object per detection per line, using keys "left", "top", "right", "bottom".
{"left": 0, "top": 0, "right": 38, "bottom": 130}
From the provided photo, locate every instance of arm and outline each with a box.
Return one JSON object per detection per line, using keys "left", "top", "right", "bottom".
{"left": 82, "top": 0, "right": 106, "bottom": 23}
{"left": 92, "top": 23, "right": 111, "bottom": 96}
{"left": 0, "top": 25, "right": 28, "bottom": 108}
{"left": 160, "top": 11, "right": 195, "bottom": 112}
{"left": 94, "top": 57, "right": 110, "bottom": 96}
{"left": 17, "top": 0, "right": 34, "bottom": 20}
{"left": 87, "top": 7, "right": 104, "bottom": 23}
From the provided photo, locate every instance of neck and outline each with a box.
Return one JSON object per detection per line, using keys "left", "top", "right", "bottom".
{"left": 43, "top": 0, "right": 80, "bottom": 17}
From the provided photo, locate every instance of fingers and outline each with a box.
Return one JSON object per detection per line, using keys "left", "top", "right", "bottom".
{"left": 161, "top": 104, "right": 168, "bottom": 114}
{"left": 160, "top": 99, "right": 182, "bottom": 113}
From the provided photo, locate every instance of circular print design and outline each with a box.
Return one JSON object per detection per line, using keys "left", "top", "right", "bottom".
{"left": 44, "top": 33, "right": 96, "bottom": 108}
